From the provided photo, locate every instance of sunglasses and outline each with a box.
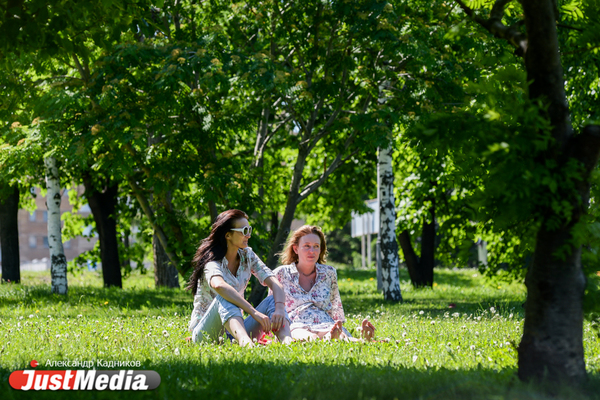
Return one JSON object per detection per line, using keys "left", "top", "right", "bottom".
{"left": 230, "top": 225, "right": 253, "bottom": 236}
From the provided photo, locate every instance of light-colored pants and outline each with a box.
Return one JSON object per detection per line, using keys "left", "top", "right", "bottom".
{"left": 192, "top": 295, "right": 289, "bottom": 343}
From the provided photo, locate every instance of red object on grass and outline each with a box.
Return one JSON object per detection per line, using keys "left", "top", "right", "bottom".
{"left": 258, "top": 333, "right": 273, "bottom": 345}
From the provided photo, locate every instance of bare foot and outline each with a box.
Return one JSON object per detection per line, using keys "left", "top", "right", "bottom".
{"left": 329, "top": 321, "right": 343, "bottom": 340}
{"left": 361, "top": 319, "right": 375, "bottom": 341}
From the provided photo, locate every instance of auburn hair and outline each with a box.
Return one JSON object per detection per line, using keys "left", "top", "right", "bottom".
{"left": 279, "top": 225, "right": 328, "bottom": 265}
{"left": 186, "top": 209, "right": 248, "bottom": 295}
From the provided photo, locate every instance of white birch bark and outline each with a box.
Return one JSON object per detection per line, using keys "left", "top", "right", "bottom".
{"left": 378, "top": 142, "right": 402, "bottom": 302}
{"left": 44, "top": 156, "right": 68, "bottom": 294}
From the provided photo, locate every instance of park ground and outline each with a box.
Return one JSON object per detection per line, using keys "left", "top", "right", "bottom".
{"left": 1, "top": 267, "right": 599, "bottom": 399}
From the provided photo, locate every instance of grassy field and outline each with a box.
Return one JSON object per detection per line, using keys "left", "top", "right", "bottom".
{"left": 1, "top": 267, "right": 599, "bottom": 399}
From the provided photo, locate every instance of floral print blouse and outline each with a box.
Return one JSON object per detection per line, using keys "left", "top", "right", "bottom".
{"left": 188, "top": 247, "right": 274, "bottom": 332}
{"left": 271, "top": 263, "right": 345, "bottom": 332}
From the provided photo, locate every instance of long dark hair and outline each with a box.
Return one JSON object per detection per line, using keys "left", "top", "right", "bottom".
{"left": 186, "top": 209, "right": 249, "bottom": 295}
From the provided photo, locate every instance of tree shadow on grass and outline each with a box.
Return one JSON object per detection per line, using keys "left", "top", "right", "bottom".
{"left": 3, "top": 359, "right": 598, "bottom": 400}
{"left": 0, "top": 285, "right": 192, "bottom": 315}
{"left": 341, "top": 295, "right": 526, "bottom": 319}
{"left": 337, "top": 267, "right": 497, "bottom": 289}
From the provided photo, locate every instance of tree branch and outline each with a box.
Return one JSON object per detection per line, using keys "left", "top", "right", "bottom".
{"left": 454, "top": 0, "right": 528, "bottom": 56}
{"left": 126, "top": 175, "right": 181, "bottom": 268}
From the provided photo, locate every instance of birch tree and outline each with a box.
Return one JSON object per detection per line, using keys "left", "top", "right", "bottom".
{"left": 44, "top": 155, "right": 68, "bottom": 295}
{"left": 378, "top": 141, "right": 402, "bottom": 301}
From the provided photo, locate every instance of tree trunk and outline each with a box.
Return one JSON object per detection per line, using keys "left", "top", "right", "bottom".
{"left": 398, "top": 230, "right": 422, "bottom": 286}
{"left": 44, "top": 156, "right": 67, "bottom": 295}
{"left": 83, "top": 176, "right": 122, "bottom": 288}
{"left": 517, "top": 0, "right": 600, "bottom": 384}
{"left": 122, "top": 234, "right": 131, "bottom": 270}
{"left": 398, "top": 204, "right": 436, "bottom": 288}
{"left": 153, "top": 234, "right": 180, "bottom": 288}
{"left": 248, "top": 148, "right": 308, "bottom": 306}
{"left": 0, "top": 185, "right": 20, "bottom": 283}
{"left": 420, "top": 204, "right": 435, "bottom": 286}
{"left": 378, "top": 142, "right": 402, "bottom": 302}
{"left": 208, "top": 199, "right": 218, "bottom": 224}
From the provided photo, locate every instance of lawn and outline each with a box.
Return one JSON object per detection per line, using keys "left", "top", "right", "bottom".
{"left": 1, "top": 267, "right": 599, "bottom": 399}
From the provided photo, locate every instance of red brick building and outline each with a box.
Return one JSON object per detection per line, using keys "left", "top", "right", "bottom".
{"left": 0, "top": 187, "right": 97, "bottom": 271}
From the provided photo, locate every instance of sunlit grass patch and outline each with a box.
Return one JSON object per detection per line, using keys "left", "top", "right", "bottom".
{"left": 1, "top": 267, "right": 599, "bottom": 399}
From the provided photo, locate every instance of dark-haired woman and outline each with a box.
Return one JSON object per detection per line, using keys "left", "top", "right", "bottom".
{"left": 187, "top": 209, "right": 292, "bottom": 347}
{"left": 272, "top": 225, "right": 375, "bottom": 341}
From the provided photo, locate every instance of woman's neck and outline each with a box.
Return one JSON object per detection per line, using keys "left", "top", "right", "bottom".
{"left": 296, "top": 261, "right": 316, "bottom": 273}
{"left": 225, "top": 246, "right": 239, "bottom": 267}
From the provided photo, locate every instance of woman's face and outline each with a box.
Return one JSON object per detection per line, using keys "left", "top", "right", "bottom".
{"left": 225, "top": 218, "right": 251, "bottom": 249}
{"left": 293, "top": 233, "right": 321, "bottom": 266}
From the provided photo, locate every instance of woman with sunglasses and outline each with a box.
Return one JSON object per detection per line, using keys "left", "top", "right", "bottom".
{"left": 272, "top": 225, "right": 375, "bottom": 341}
{"left": 186, "top": 209, "right": 292, "bottom": 347}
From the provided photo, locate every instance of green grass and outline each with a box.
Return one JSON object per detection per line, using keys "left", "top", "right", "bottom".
{"left": 1, "top": 267, "right": 599, "bottom": 399}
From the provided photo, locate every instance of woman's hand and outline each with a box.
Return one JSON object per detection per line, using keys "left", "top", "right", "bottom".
{"left": 250, "top": 309, "right": 271, "bottom": 333}
{"left": 270, "top": 306, "right": 286, "bottom": 332}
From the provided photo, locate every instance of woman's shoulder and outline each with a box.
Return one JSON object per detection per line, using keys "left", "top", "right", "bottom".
{"left": 239, "top": 246, "right": 258, "bottom": 259}
{"left": 317, "top": 263, "right": 337, "bottom": 272}
{"left": 204, "top": 259, "right": 223, "bottom": 274}
{"left": 317, "top": 263, "right": 339, "bottom": 278}
{"left": 273, "top": 263, "right": 294, "bottom": 275}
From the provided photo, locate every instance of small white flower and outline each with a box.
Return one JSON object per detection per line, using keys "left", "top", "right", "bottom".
{"left": 475, "top": 331, "right": 480, "bottom": 336}
{"left": 476, "top": 351, "right": 481, "bottom": 356}
{"left": 412, "top": 355, "right": 418, "bottom": 363}
{"left": 402, "top": 332, "right": 407, "bottom": 337}
{"left": 28, "top": 314, "right": 34, "bottom": 319}
{"left": 430, "top": 320, "right": 436, "bottom": 325}
{"left": 419, "top": 311, "right": 425, "bottom": 315}
{"left": 104, "top": 336, "right": 109, "bottom": 340}
{"left": 77, "top": 314, "right": 83, "bottom": 319}
{"left": 490, "top": 307, "right": 496, "bottom": 314}
{"left": 470, "top": 345, "right": 476, "bottom": 350}
{"left": 174, "top": 348, "right": 180, "bottom": 355}
{"left": 509, "top": 313, "right": 514, "bottom": 319}
{"left": 452, "top": 313, "right": 460, "bottom": 318}
{"left": 163, "top": 330, "right": 169, "bottom": 338}
{"left": 56, "top": 334, "right": 61, "bottom": 339}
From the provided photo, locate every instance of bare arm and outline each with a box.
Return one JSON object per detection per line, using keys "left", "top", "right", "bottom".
{"left": 210, "top": 276, "right": 270, "bottom": 332}
{"left": 264, "top": 276, "right": 287, "bottom": 331}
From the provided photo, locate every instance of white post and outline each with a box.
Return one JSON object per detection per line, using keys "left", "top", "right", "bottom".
{"left": 367, "top": 213, "right": 372, "bottom": 267}
{"left": 361, "top": 233, "right": 366, "bottom": 269}
{"left": 44, "top": 156, "right": 68, "bottom": 294}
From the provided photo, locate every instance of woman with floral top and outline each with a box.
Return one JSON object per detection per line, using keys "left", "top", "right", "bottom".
{"left": 186, "top": 209, "right": 292, "bottom": 347}
{"left": 272, "top": 225, "right": 375, "bottom": 341}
